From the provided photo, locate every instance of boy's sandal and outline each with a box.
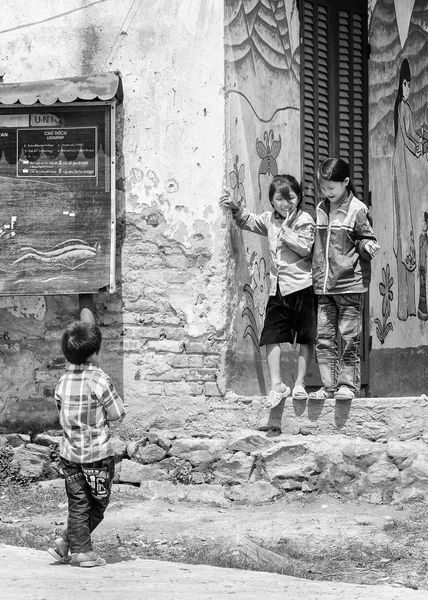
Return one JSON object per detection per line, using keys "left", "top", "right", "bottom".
{"left": 292, "top": 384, "right": 309, "bottom": 400}
{"left": 308, "top": 387, "right": 334, "bottom": 400}
{"left": 334, "top": 386, "right": 356, "bottom": 400}
{"left": 71, "top": 554, "right": 106, "bottom": 568}
{"left": 264, "top": 386, "right": 291, "bottom": 409}
{"left": 47, "top": 547, "right": 71, "bottom": 564}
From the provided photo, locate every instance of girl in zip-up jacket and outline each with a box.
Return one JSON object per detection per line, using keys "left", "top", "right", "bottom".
{"left": 220, "top": 174, "right": 316, "bottom": 408}
{"left": 309, "top": 158, "right": 380, "bottom": 401}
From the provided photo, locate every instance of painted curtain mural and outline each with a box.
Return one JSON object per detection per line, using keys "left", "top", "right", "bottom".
{"left": 224, "top": 0, "right": 300, "bottom": 395}
{"left": 369, "top": 0, "right": 428, "bottom": 351}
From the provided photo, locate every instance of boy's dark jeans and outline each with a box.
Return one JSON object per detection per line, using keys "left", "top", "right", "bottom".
{"left": 60, "top": 456, "right": 115, "bottom": 554}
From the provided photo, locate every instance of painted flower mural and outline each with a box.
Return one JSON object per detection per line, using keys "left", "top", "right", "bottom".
{"left": 229, "top": 154, "right": 246, "bottom": 209}
{"left": 242, "top": 257, "right": 269, "bottom": 351}
{"left": 250, "top": 257, "right": 269, "bottom": 319}
{"left": 374, "top": 263, "right": 394, "bottom": 344}
{"left": 256, "top": 129, "right": 282, "bottom": 202}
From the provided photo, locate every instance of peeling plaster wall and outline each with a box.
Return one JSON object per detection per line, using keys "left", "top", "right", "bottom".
{"left": 0, "top": 1, "right": 227, "bottom": 433}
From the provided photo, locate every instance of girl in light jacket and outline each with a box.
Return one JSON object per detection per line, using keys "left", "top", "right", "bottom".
{"left": 220, "top": 174, "right": 316, "bottom": 408}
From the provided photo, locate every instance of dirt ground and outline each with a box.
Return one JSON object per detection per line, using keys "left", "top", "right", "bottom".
{"left": 2, "top": 481, "right": 428, "bottom": 599}
{"left": 28, "top": 481, "right": 408, "bottom": 552}
{"left": 99, "top": 486, "right": 405, "bottom": 547}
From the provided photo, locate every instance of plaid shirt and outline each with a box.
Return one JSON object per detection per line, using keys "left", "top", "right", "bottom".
{"left": 55, "top": 362, "right": 125, "bottom": 463}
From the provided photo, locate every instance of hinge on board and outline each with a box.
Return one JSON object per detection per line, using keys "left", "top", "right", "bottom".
{"left": 368, "top": 190, "right": 372, "bottom": 207}
{"left": 367, "top": 43, "right": 371, "bottom": 59}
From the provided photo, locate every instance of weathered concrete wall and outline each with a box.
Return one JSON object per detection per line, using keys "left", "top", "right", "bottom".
{"left": 0, "top": 1, "right": 227, "bottom": 434}
{"left": 2, "top": 1, "right": 425, "bottom": 439}
{"left": 368, "top": 0, "right": 428, "bottom": 395}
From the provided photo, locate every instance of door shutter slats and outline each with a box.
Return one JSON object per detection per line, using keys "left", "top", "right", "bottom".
{"left": 338, "top": 9, "right": 351, "bottom": 166}
{"left": 301, "top": 0, "right": 330, "bottom": 210}
{"left": 300, "top": 0, "right": 370, "bottom": 386}
{"left": 301, "top": 0, "right": 368, "bottom": 209}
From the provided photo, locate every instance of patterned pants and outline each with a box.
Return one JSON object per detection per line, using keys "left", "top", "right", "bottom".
{"left": 316, "top": 293, "right": 364, "bottom": 393}
{"left": 60, "top": 455, "right": 115, "bottom": 554}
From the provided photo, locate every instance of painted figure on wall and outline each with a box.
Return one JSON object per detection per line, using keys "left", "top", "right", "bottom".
{"left": 256, "top": 130, "right": 282, "bottom": 203}
{"left": 418, "top": 211, "right": 428, "bottom": 321}
{"left": 392, "top": 58, "right": 421, "bottom": 321}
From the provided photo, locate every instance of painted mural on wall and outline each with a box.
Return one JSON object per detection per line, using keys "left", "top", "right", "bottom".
{"left": 374, "top": 263, "right": 394, "bottom": 344}
{"left": 256, "top": 130, "right": 282, "bottom": 201}
{"left": 392, "top": 57, "right": 421, "bottom": 321}
{"left": 369, "top": 0, "right": 428, "bottom": 348}
{"left": 224, "top": 0, "right": 300, "bottom": 394}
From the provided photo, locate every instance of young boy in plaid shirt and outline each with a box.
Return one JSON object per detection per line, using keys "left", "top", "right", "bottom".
{"left": 48, "top": 321, "right": 125, "bottom": 567}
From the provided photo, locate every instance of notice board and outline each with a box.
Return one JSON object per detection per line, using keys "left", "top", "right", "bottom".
{"left": 0, "top": 103, "right": 115, "bottom": 295}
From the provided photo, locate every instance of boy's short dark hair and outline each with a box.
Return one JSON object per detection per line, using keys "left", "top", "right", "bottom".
{"left": 61, "top": 321, "right": 102, "bottom": 365}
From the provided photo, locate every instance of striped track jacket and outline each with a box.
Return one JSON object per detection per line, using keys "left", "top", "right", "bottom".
{"left": 312, "top": 193, "right": 378, "bottom": 295}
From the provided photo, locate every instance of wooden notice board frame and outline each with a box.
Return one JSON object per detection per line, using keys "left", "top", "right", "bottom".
{"left": 0, "top": 100, "right": 116, "bottom": 295}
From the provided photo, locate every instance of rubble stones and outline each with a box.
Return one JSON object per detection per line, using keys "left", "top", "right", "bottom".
{"left": 138, "top": 480, "right": 229, "bottom": 507}
{"left": 3, "top": 430, "right": 428, "bottom": 507}
{"left": 224, "top": 481, "right": 282, "bottom": 505}
{"left": 212, "top": 452, "right": 254, "bottom": 484}
{"left": 110, "top": 436, "right": 127, "bottom": 459}
{"left": 132, "top": 443, "right": 168, "bottom": 464}
{"left": 226, "top": 431, "right": 273, "bottom": 454}
{"left": 169, "top": 438, "right": 226, "bottom": 466}
{"left": 145, "top": 432, "right": 172, "bottom": 452}
{"left": 260, "top": 441, "right": 309, "bottom": 480}
{"left": 9, "top": 446, "right": 54, "bottom": 480}
{"left": 5, "top": 433, "right": 31, "bottom": 448}
{"left": 387, "top": 439, "right": 419, "bottom": 470}
{"left": 342, "top": 438, "right": 384, "bottom": 468}
{"left": 120, "top": 459, "right": 170, "bottom": 484}
{"left": 32, "top": 433, "right": 60, "bottom": 448}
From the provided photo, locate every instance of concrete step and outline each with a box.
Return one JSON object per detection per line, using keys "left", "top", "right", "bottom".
{"left": 233, "top": 394, "right": 428, "bottom": 443}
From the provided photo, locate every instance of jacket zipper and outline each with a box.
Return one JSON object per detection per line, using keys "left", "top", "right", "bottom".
{"left": 323, "top": 216, "right": 331, "bottom": 294}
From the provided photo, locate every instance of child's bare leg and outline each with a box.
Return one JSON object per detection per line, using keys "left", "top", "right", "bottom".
{"left": 266, "top": 343, "right": 288, "bottom": 393}
{"left": 295, "top": 343, "right": 313, "bottom": 387}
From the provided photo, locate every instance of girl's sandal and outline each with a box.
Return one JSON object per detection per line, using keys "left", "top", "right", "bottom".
{"left": 308, "top": 387, "right": 334, "bottom": 400}
{"left": 264, "top": 386, "right": 291, "bottom": 409}
{"left": 292, "top": 384, "right": 309, "bottom": 400}
{"left": 334, "top": 386, "right": 355, "bottom": 400}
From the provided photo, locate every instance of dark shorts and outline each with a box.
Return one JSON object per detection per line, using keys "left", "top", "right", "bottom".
{"left": 259, "top": 285, "right": 317, "bottom": 347}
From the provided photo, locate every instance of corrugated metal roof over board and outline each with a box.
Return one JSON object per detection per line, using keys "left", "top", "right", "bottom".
{"left": 0, "top": 71, "right": 123, "bottom": 106}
